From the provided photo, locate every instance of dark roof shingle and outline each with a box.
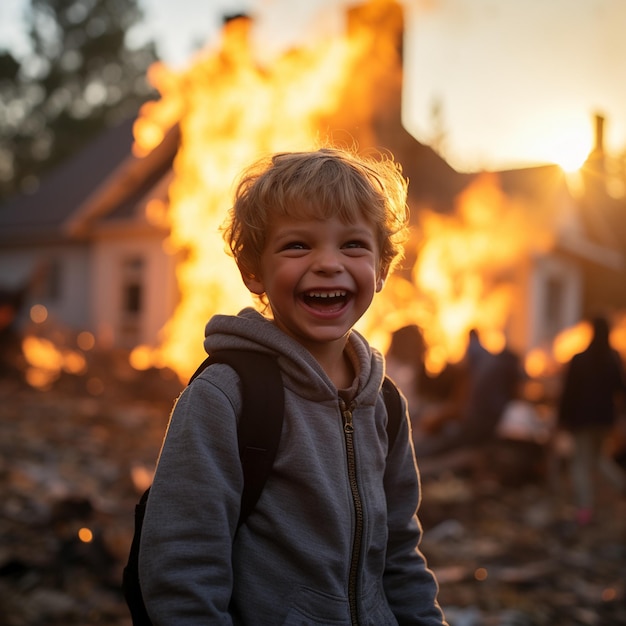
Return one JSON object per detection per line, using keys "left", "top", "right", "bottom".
{"left": 0, "top": 117, "right": 135, "bottom": 244}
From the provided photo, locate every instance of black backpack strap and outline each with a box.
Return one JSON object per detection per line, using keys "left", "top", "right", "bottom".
{"left": 122, "top": 487, "right": 152, "bottom": 625}
{"left": 122, "top": 350, "right": 284, "bottom": 626}
{"left": 382, "top": 376, "right": 403, "bottom": 452}
{"left": 199, "top": 350, "right": 284, "bottom": 527}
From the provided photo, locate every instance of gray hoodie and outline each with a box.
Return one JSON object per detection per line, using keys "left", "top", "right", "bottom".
{"left": 139, "top": 308, "right": 446, "bottom": 625}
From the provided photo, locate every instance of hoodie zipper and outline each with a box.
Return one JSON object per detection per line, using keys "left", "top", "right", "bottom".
{"left": 340, "top": 398, "right": 362, "bottom": 626}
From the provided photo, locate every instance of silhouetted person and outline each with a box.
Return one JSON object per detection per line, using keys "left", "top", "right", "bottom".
{"left": 558, "top": 315, "right": 626, "bottom": 526}
{"left": 385, "top": 324, "right": 426, "bottom": 422}
{"left": 466, "top": 327, "right": 490, "bottom": 370}
{"left": 414, "top": 331, "right": 523, "bottom": 459}
{"left": 0, "top": 285, "right": 26, "bottom": 379}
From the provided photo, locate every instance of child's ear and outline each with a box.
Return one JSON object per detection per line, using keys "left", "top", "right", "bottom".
{"left": 241, "top": 268, "right": 265, "bottom": 295}
{"left": 376, "top": 264, "right": 390, "bottom": 293}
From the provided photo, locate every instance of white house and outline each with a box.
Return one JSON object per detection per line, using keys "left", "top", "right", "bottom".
{"left": 0, "top": 118, "right": 180, "bottom": 350}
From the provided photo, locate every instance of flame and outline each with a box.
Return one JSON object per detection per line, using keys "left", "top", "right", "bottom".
{"left": 133, "top": 62, "right": 185, "bottom": 158}
{"left": 22, "top": 336, "right": 87, "bottom": 389}
{"left": 365, "top": 173, "right": 555, "bottom": 374}
{"left": 557, "top": 313, "right": 626, "bottom": 363}
{"left": 524, "top": 313, "right": 626, "bottom": 377}
{"left": 134, "top": 4, "right": 408, "bottom": 378}
{"left": 552, "top": 321, "right": 593, "bottom": 364}
{"left": 524, "top": 348, "right": 551, "bottom": 379}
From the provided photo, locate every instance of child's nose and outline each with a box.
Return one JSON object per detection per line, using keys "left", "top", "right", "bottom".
{"left": 312, "top": 247, "right": 343, "bottom": 274}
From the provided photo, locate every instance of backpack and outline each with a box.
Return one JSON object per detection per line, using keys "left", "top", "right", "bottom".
{"left": 122, "top": 349, "right": 403, "bottom": 626}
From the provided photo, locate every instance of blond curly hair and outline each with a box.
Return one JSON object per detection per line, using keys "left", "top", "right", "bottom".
{"left": 222, "top": 147, "right": 410, "bottom": 299}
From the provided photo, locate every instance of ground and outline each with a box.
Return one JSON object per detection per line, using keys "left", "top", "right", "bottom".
{"left": 0, "top": 360, "right": 624, "bottom": 626}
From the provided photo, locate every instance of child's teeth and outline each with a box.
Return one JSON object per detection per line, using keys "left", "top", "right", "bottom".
{"left": 309, "top": 291, "right": 345, "bottom": 298}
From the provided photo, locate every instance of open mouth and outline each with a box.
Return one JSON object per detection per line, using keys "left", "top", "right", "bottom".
{"left": 301, "top": 290, "right": 350, "bottom": 312}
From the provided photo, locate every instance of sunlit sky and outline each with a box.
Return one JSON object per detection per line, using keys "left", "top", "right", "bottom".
{"left": 2, "top": 0, "right": 626, "bottom": 172}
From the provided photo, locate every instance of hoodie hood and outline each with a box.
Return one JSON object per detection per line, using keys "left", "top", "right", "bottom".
{"left": 203, "top": 307, "right": 384, "bottom": 405}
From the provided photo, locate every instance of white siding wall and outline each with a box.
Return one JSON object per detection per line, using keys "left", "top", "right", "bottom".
{"left": 0, "top": 244, "right": 91, "bottom": 331}
{"left": 528, "top": 254, "right": 582, "bottom": 350}
{"left": 91, "top": 236, "right": 178, "bottom": 349}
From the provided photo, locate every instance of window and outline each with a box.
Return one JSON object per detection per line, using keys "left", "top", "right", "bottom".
{"left": 544, "top": 275, "right": 564, "bottom": 339}
{"left": 40, "top": 258, "right": 61, "bottom": 301}
{"left": 119, "top": 257, "right": 144, "bottom": 346}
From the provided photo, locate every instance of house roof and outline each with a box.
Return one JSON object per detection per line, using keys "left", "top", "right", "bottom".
{"left": 344, "top": 111, "right": 473, "bottom": 215}
{"left": 497, "top": 162, "right": 564, "bottom": 198}
{"left": 64, "top": 123, "right": 179, "bottom": 238}
{"left": 0, "top": 117, "right": 136, "bottom": 245}
{"left": 497, "top": 162, "right": 625, "bottom": 270}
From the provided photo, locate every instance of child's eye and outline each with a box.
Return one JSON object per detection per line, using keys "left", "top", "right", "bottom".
{"left": 343, "top": 240, "right": 369, "bottom": 250}
{"left": 282, "top": 241, "right": 308, "bottom": 251}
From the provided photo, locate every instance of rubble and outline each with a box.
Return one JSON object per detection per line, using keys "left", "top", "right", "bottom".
{"left": 0, "top": 362, "right": 624, "bottom": 626}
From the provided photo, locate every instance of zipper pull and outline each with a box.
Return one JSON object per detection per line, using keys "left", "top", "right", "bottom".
{"left": 340, "top": 399, "right": 354, "bottom": 433}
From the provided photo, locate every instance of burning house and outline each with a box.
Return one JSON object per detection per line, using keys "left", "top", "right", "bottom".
{"left": 1, "top": 0, "right": 625, "bottom": 387}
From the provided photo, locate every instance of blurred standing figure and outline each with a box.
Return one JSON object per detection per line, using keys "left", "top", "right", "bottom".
{"left": 413, "top": 328, "right": 523, "bottom": 458}
{"left": 466, "top": 328, "right": 490, "bottom": 370}
{"left": 385, "top": 324, "right": 425, "bottom": 422}
{"left": 558, "top": 315, "right": 626, "bottom": 525}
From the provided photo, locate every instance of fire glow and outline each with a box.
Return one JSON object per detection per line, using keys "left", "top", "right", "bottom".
{"left": 409, "top": 174, "right": 553, "bottom": 373}
{"left": 125, "top": 1, "right": 623, "bottom": 380}
{"left": 22, "top": 336, "right": 87, "bottom": 390}
{"left": 132, "top": 3, "right": 410, "bottom": 378}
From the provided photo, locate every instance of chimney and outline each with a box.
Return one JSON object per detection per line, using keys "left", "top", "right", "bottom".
{"left": 593, "top": 113, "right": 605, "bottom": 155}
{"left": 585, "top": 112, "right": 606, "bottom": 180}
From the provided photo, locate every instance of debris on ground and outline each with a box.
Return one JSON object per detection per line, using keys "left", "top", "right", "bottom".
{"left": 0, "top": 358, "right": 624, "bottom": 626}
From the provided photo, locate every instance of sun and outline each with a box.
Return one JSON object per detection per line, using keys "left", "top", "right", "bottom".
{"left": 555, "top": 144, "right": 591, "bottom": 173}
{"left": 545, "top": 128, "right": 593, "bottom": 173}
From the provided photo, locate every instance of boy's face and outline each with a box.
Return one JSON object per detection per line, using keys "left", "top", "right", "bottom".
{"left": 243, "top": 213, "right": 388, "bottom": 354}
